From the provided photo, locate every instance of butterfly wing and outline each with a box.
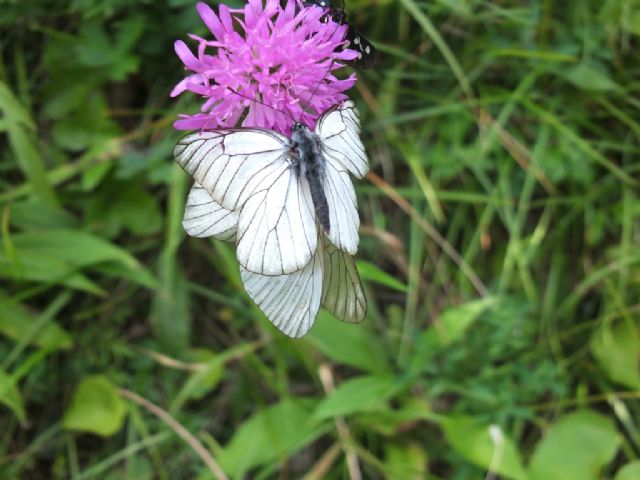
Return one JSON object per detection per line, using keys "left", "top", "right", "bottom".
{"left": 175, "top": 129, "right": 291, "bottom": 211}
{"left": 345, "top": 24, "right": 380, "bottom": 69}
{"left": 314, "top": 100, "right": 369, "bottom": 254}
{"left": 302, "top": 2, "right": 379, "bottom": 69}
{"left": 240, "top": 244, "right": 324, "bottom": 338}
{"left": 175, "top": 130, "right": 318, "bottom": 275}
{"left": 322, "top": 152, "right": 360, "bottom": 254}
{"left": 183, "top": 184, "right": 238, "bottom": 241}
{"left": 316, "top": 100, "right": 369, "bottom": 179}
{"left": 237, "top": 163, "right": 317, "bottom": 275}
{"left": 321, "top": 240, "right": 366, "bottom": 323}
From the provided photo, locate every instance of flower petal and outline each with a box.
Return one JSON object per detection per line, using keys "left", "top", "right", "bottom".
{"left": 197, "top": 2, "right": 225, "bottom": 40}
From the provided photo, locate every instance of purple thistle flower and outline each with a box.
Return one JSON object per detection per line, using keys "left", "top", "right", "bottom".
{"left": 171, "top": 0, "right": 359, "bottom": 134}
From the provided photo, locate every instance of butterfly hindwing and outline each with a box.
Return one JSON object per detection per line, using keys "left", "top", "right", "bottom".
{"left": 321, "top": 239, "right": 366, "bottom": 323}
{"left": 183, "top": 184, "right": 238, "bottom": 241}
{"left": 241, "top": 236, "right": 366, "bottom": 338}
{"left": 240, "top": 243, "right": 324, "bottom": 338}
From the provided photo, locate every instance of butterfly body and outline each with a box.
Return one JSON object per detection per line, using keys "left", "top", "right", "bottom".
{"left": 292, "top": 123, "right": 331, "bottom": 235}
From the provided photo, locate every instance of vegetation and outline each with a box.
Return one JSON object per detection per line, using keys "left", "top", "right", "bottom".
{"left": 1, "top": 0, "right": 640, "bottom": 478}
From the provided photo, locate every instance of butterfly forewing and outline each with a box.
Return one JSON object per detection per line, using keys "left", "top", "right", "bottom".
{"left": 237, "top": 164, "right": 317, "bottom": 275}
{"left": 183, "top": 185, "right": 238, "bottom": 241}
{"left": 174, "top": 129, "right": 291, "bottom": 211}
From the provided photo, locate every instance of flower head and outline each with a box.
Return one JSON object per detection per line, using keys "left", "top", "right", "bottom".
{"left": 171, "top": 0, "right": 358, "bottom": 134}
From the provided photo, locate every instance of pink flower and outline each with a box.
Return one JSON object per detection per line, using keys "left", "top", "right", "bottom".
{"left": 171, "top": 0, "right": 358, "bottom": 134}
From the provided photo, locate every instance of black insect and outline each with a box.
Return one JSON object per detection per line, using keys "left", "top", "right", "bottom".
{"left": 303, "top": 0, "right": 380, "bottom": 69}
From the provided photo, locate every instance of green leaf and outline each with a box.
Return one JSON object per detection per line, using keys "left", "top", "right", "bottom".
{"left": 384, "top": 443, "right": 429, "bottom": 480}
{"left": 0, "top": 249, "right": 103, "bottom": 294}
{"left": 152, "top": 260, "right": 190, "bottom": 353}
{"left": 93, "top": 262, "right": 158, "bottom": 290}
{"left": 81, "top": 160, "right": 113, "bottom": 191}
{"left": 9, "top": 199, "right": 77, "bottom": 231}
{"left": 170, "top": 344, "right": 258, "bottom": 413}
{"left": 307, "top": 311, "right": 389, "bottom": 373}
{"left": 357, "top": 397, "right": 435, "bottom": 436}
{"left": 615, "top": 462, "right": 640, "bottom": 480}
{"left": 0, "top": 295, "right": 73, "bottom": 350}
{"left": 621, "top": 9, "right": 640, "bottom": 36}
{"left": 0, "top": 79, "right": 57, "bottom": 206}
{"left": 152, "top": 166, "right": 189, "bottom": 353}
{"left": 528, "top": 410, "right": 619, "bottom": 480}
{"left": 86, "top": 181, "right": 163, "bottom": 238}
{"left": 440, "top": 416, "right": 527, "bottom": 480}
{"left": 63, "top": 375, "right": 126, "bottom": 437}
{"left": 0, "top": 80, "right": 33, "bottom": 128}
{"left": 74, "top": 20, "right": 142, "bottom": 81}
{"left": 4, "top": 229, "right": 156, "bottom": 290}
{"left": 50, "top": 94, "right": 119, "bottom": 151}
{"left": 12, "top": 229, "right": 138, "bottom": 268}
{"left": 6, "top": 124, "right": 58, "bottom": 208}
{"left": 217, "top": 397, "right": 325, "bottom": 478}
{"left": 43, "top": 78, "right": 94, "bottom": 119}
{"left": 0, "top": 368, "right": 27, "bottom": 424}
{"left": 357, "top": 260, "right": 408, "bottom": 292}
{"left": 561, "top": 62, "right": 619, "bottom": 92}
{"left": 421, "top": 297, "right": 496, "bottom": 348}
{"left": 590, "top": 319, "right": 640, "bottom": 389}
{"left": 313, "top": 375, "right": 399, "bottom": 420}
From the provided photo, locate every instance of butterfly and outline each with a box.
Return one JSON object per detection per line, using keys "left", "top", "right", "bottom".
{"left": 183, "top": 185, "right": 366, "bottom": 336}
{"left": 175, "top": 101, "right": 368, "bottom": 337}
{"left": 303, "top": 0, "right": 380, "bottom": 69}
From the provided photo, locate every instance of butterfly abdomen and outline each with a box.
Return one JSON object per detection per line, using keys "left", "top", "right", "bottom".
{"left": 307, "top": 167, "right": 331, "bottom": 234}
{"left": 292, "top": 124, "right": 331, "bottom": 235}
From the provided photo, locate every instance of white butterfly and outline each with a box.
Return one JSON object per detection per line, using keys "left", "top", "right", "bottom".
{"left": 175, "top": 100, "right": 368, "bottom": 337}
{"left": 182, "top": 184, "right": 366, "bottom": 336}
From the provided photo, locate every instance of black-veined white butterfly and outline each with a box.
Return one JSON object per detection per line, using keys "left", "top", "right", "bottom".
{"left": 183, "top": 185, "right": 366, "bottom": 336}
{"left": 303, "top": 0, "right": 380, "bottom": 69}
{"left": 175, "top": 100, "right": 368, "bottom": 337}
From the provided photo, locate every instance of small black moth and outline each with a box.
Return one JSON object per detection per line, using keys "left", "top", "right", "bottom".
{"left": 303, "top": 0, "right": 380, "bottom": 69}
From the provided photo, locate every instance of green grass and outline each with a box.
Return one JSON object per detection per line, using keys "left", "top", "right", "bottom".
{"left": 1, "top": 0, "right": 640, "bottom": 478}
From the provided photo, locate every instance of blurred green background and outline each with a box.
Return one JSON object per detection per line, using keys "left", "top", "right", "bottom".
{"left": 1, "top": 0, "right": 640, "bottom": 478}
